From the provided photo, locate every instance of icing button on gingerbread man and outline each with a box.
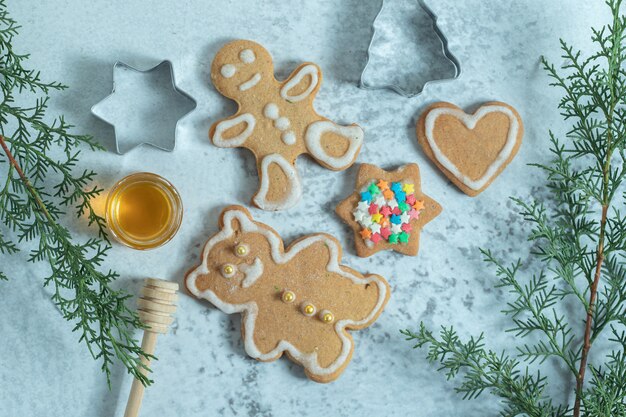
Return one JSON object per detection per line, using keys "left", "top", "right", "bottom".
{"left": 210, "top": 40, "right": 364, "bottom": 211}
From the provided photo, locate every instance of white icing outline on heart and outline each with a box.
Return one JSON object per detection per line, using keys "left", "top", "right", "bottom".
{"left": 425, "top": 105, "right": 519, "bottom": 191}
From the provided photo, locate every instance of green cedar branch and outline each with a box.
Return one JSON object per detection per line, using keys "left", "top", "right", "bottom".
{"left": 404, "top": 1, "right": 626, "bottom": 416}
{"left": 0, "top": 1, "right": 153, "bottom": 387}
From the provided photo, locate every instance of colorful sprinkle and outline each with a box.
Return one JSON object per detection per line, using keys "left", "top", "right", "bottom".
{"left": 380, "top": 217, "right": 390, "bottom": 228}
{"left": 413, "top": 200, "right": 425, "bottom": 211}
{"left": 370, "top": 233, "right": 382, "bottom": 244}
{"left": 357, "top": 201, "right": 369, "bottom": 212}
{"left": 352, "top": 179, "right": 426, "bottom": 247}
{"left": 368, "top": 183, "right": 380, "bottom": 195}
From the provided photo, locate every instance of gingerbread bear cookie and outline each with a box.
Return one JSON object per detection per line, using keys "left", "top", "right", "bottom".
{"left": 185, "top": 206, "right": 390, "bottom": 383}
{"left": 416, "top": 101, "right": 524, "bottom": 196}
{"left": 336, "top": 163, "right": 441, "bottom": 257}
{"left": 209, "top": 40, "right": 364, "bottom": 211}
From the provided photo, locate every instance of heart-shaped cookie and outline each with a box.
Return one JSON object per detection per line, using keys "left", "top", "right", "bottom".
{"left": 416, "top": 101, "right": 524, "bottom": 196}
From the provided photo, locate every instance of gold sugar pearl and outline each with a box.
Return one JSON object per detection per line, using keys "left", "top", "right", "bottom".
{"left": 301, "top": 302, "right": 316, "bottom": 316}
{"left": 221, "top": 264, "right": 236, "bottom": 278}
{"left": 320, "top": 310, "right": 334, "bottom": 324}
{"left": 281, "top": 290, "right": 296, "bottom": 303}
{"left": 235, "top": 244, "right": 248, "bottom": 256}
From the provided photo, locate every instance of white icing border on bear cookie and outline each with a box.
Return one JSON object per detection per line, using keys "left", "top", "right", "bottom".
{"left": 186, "top": 208, "right": 388, "bottom": 377}
{"left": 253, "top": 154, "right": 302, "bottom": 210}
{"left": 424, "top": 105, "right": 520, "bottom": 191}
{"left": 213, "top": 113, "right": 256, "bottom": 147}
{"left": 304, "top": 121, "right": 364, "bottom": 170}
{"left": 280, "top": 64, "right": 319, "bottom": 102}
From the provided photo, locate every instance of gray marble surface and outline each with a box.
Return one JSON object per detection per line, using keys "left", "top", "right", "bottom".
{"left": 0, "top": 1, "right": 610, "bottom": 416}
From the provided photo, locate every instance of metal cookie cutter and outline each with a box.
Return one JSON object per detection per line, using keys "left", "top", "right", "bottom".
{"left": 359, "top": 0, "right": 461, "bottom": 98}
{"left": 92, "top": 60, "right": 197, "bottom": 154}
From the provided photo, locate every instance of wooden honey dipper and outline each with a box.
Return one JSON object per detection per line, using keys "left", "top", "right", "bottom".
{"left": 124, "top": 278, "right": 179, "bottom": 417}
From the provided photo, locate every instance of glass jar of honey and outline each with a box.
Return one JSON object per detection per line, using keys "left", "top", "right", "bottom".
{"left": 105, "top": 172, "right": 183, "bottom": 250}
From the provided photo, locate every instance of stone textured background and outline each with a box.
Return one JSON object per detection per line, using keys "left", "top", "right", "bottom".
{"left": 0, "top": 1, "right": 610, "bottom": 416}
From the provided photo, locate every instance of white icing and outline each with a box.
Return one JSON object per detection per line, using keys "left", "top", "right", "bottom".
{"left": 281, "top": 131, "right": 296, "bottom": 145}
{"left": 239, "top": 49, "right": 256, "bottom": 64}
{"left": 239, "top": 73, "right": 261, "bottom": 91}
{"left": 274, "top": 117, "right": 290, "bottom": 131}
{"left": 262, "top": 103, "right": 296, "bottom": 146}
{"left": 212, "top": 113, "right": 256, "bottom": 147}
{"left": 253, "top": 154, "right": 302, "bottom": 211}
{"left": 424, "top": 105, "right": 520, "bottom": 191}
{"left": 220, "top": 64, "right": 236, "bottom": 78}
{"left": 185, "top": 208, "right": 388, "bottom": 377}
{"left": 263, "top": 103, "right": 279, "bottom": 120}
{"left": 374, "top": 196, "right": 386, "bottom": 207}
{"left": 304, "top": 121, "right": 363, "bottom": 170}
{"left": 240, "top": 257, "right": 263, "bottom": 288}
{"left": 280, "top": 64, "right": 319, "bottom": 102}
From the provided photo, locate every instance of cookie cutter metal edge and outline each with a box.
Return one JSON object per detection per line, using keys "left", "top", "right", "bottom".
{"left": 359, "top": 0, "right": 461, "bottom": 98}
{"left": 91, "top": 60, "right": 197, "bottom": 154}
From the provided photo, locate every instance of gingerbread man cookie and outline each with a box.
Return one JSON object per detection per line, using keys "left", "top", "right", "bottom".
{"left": 185, "top": 206, "right": 390, "bottom": 383}
{"left": 210, "top": 40, "right": 364, "bottom": 211}
{"left": 336, "top": 163, "right": 441, "bottom": 257}
{"left": 416, "top": 101, "right": 524, "bottom": 196}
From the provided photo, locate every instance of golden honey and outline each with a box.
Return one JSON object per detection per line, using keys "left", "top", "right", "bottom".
{"left": 105, "top": 172, "right": 182, "bottom": 250}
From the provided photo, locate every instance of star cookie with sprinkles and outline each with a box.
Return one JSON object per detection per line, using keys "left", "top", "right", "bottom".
{"left": 336, "top": 163, "right": 442, "bottom": 257}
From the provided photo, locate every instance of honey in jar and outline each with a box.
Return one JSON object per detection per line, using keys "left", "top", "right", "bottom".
{"left": 105, "top": 172, "right": 182, "bottom": 250}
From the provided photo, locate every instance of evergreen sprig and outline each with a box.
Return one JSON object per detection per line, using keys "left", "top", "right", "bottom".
{"left": 0, "top": 2, "right": 152, "bottom": 386}
{"left": 402, "top": 1, "right": 626, "bottom": 415}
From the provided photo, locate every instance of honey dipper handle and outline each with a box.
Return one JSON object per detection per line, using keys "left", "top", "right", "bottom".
{"left": 124, "top": 330, "right": 158, "bottom": 417}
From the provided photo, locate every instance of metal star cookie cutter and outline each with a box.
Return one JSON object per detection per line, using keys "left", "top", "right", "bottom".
{"left": 91, "top": 60, "right": 197, "bottom": 154}
{"left": 359, "top": 0, "right": 461, "bottom": 98}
